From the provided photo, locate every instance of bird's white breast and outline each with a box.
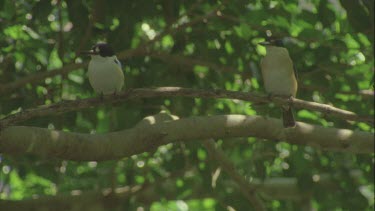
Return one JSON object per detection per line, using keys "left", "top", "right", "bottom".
{"left": 87, "top": 55, "right": 124, "bottom": 95}
{"left": 261, "top": 46, "right": 297, "bottom": 97}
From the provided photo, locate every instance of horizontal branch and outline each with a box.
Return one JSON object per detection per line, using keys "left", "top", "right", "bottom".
{"left": 0, "top": 113, "right": 373, "bottom": 161}
{"left": 0, "top": 87, "right": 372, "bottom": 128}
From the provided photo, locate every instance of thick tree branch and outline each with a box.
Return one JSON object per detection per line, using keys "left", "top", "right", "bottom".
{"left": 0, "top": 113, "right": 373, "bottom": 161}
{"left": 0, "top": 87, "right": 372, "bottom": 128}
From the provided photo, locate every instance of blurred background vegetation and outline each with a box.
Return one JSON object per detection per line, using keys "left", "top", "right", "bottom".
{"left": 0, "top": 0, "right": 373, "bottom": 210}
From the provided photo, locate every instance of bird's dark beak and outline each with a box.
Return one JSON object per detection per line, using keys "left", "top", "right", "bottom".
{"left": 80, "top": 50, "right": 97, "bottom": 55}
{"left": 259, "top": 41, "right": 271, "bottom": 46}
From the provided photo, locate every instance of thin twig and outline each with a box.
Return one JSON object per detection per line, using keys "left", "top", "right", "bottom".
{"left": 203, "top": 139, "right": 266, "bottom": 211}
{"left": 0, "top": 87, "right": 372, "bottom": 128}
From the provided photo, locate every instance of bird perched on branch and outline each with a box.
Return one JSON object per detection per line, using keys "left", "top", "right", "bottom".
{"left": 81, "top": 43, "right": 124, "bottom": 95}
{"left": 259, "top": 38, "right": 298, "bottom": 128}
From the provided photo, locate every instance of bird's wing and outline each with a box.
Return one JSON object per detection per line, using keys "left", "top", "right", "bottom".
{"left": 293, "top": 64, "right": 298, "bottom": 80}
{"left": 112, "top": 61, "right": 124, "bottom": 90}
{"left": 113, "top": 62, "right": 124, "bottom": 78}
{"left": 114, "top": 58, "right": 122, "bottom": 69}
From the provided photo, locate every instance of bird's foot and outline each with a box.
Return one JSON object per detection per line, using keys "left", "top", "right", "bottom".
{"left": 287, "top": 95, "right": 294, "bottom": 106}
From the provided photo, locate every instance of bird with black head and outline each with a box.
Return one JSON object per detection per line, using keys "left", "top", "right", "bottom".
{"left": 81, "top": 43, "right": 124, "bottom": 96}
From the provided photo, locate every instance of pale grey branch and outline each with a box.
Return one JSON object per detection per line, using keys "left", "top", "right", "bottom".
{"left": 0, "top": 114, "right": 373, "bottom": 161}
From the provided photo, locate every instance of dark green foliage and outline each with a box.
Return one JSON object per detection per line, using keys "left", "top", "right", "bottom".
{"left": 0, "top": 0, "right": 373, "bottom": 210}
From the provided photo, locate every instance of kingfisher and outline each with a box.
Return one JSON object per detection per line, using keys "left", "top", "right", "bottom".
{"left": 259, "top": 39, "right": 298, "bottom": 128}
{"left": 81, "top": 43, "right": 124, "bottom": 95}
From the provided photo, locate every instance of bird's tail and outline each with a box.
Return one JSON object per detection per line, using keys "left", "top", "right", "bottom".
{"left": 282, "top": 107, "right": 296, "bottom": 128}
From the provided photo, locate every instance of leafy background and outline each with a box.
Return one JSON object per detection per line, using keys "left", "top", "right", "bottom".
{"left": 0, "top": 0, "right": 373, "bottom": 210}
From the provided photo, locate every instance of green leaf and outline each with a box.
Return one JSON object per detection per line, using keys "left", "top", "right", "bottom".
{"left": 3, "top": 25, "right": 29, "bottom": 40}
